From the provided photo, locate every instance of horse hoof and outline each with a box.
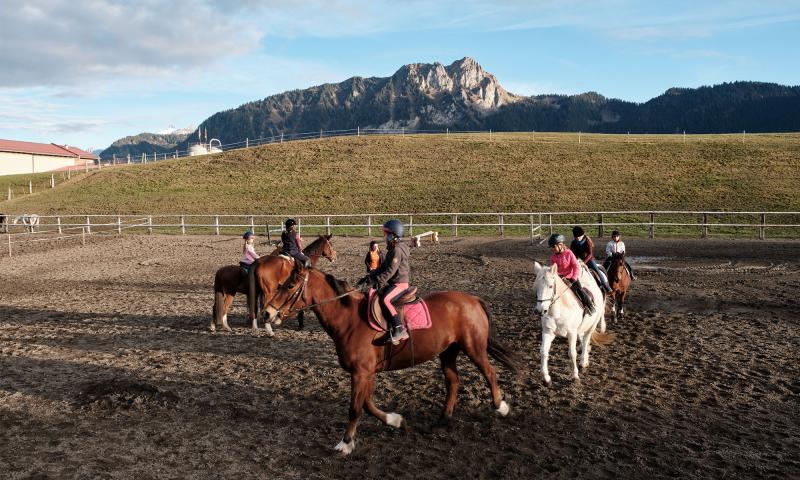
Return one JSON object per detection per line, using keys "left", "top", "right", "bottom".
{"left": 572, "top": 376, "right": 581, "bottom": 384}
{"left": 386, "top": 413, "right": 404, "bottom": 428}
{"left": 264, "top": 324, "right": 274, "bottom": 337}
{"left": 495, "top": 400, "right": 510, "bottom": 417}
{"left": 333, "top": 438, "right": 355, "bottom": 455}
{"left": 434, "top": 415, "right": 452, "bottom": 428}
{"left": 222, "top": 325, "right": 232, "bottom": 333}
{"left": 542, "top": 379, "right": 552, "bottom": 388}
{"left": 209, "top": 325, "right": 216, "bottom": 333}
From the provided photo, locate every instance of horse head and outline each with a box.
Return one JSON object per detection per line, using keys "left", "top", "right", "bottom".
{"left": 533, "top": 262, "right": 559, "bottom": 315}
{"left": 264, "top": 259, "right": 311, "bottom": 326}
{"left": 319, "top": 234, "right": 337, "bottom": 263}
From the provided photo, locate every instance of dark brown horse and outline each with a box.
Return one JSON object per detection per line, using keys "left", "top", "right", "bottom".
{"left": 252, "top": 264, "right": 520, "bottom": 455}
{"left": 606, "top": 252, "right": 631, "bottom": 326}
{"left": 210, "top": 234, "right": 336, "bottom": 333}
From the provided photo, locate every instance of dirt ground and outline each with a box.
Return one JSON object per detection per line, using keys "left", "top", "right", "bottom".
{"left": 1, "top": 234, "right": 798, "bottom": 479}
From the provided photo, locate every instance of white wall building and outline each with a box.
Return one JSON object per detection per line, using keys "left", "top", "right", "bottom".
{"left": 0, "top": 139, "right": 98, "bottom": 176}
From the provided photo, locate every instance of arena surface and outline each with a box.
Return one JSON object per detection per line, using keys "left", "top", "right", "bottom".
{"left": 1, "top": 235, "right": 798, "bottom": 479}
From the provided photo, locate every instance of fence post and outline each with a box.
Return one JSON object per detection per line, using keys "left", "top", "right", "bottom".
{"left": 499, "top": 214, "right": 504, "bottom": 236}
{"left": 127, "top": 154, "right": 131, "bottom": 164}
{"left": 759, "top": 213, "right": 766, "bottom": 240}
{"left": 367, "top": 215, "right": 372, "bottom": 237}
{"left": 29, "top": 180, "right": 32, "bottom": 194}
{"left": 7, "top": 233, "right": 11, "bottom": 257}
{"left": 266, "top": 220, "right": 271, "bottom": 242}
{"left": 453, "top": 214, "right": 458, "bottom": 237}
{"left": 702, "top": 212, "right": 709, "bottom": 238}
{"left": 85, "top": 216, "right": 91, "bottom": 234}
{"left": 246, "top": 138, "right": 249, "bottom": 148}
{"left": 81, "top": 227, "right": 86, "bottom": 246}
{"left": 175, "top": 150, "right": 178, "bottom": 159}
{"left": 357, "top": 126, "right": 360, "bottom": 137}
{"left": 326, "top": 216, "right": 331, "bottom": 235}
{"left": 489, "top": 129, "right": 492, "bottom": 140}
{"left": 214, "top": 216, "right": 219, "bottom": 235}
{"left": 529, "top": 214, "right": 535, "bottom": 245}
{"left": 548, "top": 214, "right": 553, "bottom": 236}
{"left": 320, "top": 129, "right": 323, "bottom": 139}
{"left": 181, "top": 215, "right": 186, "bottom": 235}
{"left": 578, "top": 131, "right": 582, "bottom": 143}
{"left": 117, "top": 216, "right": 122, "bottom": 235}
{"left": 249, "top": 215, "right": 255, "bottom": 234}
{"left": 148, "top": 216, "right": 153, "bottom": 234}
{"left": 281, "top": 133, "right": 284, "bottom": 144}
{"left": 598, "top": 213, "right": 604, "bottom": 237}
{"left": 51, "top": 174, "right": 55, "bottom": 188}
{"left": 7, "top": 187, "right": 11, "bottom": 200}
{"left": 649, "top": 212, "right": 655, "bottom": 239}
{"left": 409, "top": 215, "right": 413, "bottom": 237}
{"left": 67, "top": 168, "right": 71, "bottom": 179}
{"left": 57, "top": 216, "right": 62, "bottom": 234}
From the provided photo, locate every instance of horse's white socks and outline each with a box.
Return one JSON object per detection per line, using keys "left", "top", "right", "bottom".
{"left": 386, "top": 413, "right": 403, "bottom": 428}
{"left": 496, "top": 400, "right": 510, "bottom": 416}
{"left": 264, "top": 323, "right": 274, "bottom": 337}
{"left": 334, "top": 438, "right": 354, "bottom": 455}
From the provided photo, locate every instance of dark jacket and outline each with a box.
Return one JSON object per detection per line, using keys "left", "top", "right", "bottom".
{"left": 281, "top": 230, "right": 310, "bottom": 263}
{"left": 570, "top": 236, "right": 595, "bottom": 263}
{"left": 364, "top": 249, "right": 385, "bottom": 273}
{"left": 369, "top": 241, "right": 410, "bottom": 288}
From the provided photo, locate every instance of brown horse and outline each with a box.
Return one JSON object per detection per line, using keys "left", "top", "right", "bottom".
{"left": 253, "top": 264, "right": 520, "bottom": 455}
{"left": 210, "top": 234, "right": 336, "bottom": 333}
{"left": 606, "top": 252, "right": 631, "bottom": 326}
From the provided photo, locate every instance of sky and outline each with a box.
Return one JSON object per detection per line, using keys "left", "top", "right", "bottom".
{"left": 1, "top": 0, "right": 799, "bottom": 151}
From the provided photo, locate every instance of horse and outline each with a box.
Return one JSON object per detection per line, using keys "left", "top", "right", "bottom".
{"left": 533, "top": 261, "right": 615, "bottom": 387}
{"left": 606, "top": 252, "right": 631, "bottom": 325}
{"left": 252, "top": 263, "right": 520, "bottom": 455}
{"left": 12, "top": 214, "right": 39, "bottom": 233}
{"left": 210, "top": 234, "right": 336, "bottom": 334}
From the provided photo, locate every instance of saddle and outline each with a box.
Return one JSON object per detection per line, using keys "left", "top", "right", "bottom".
{"left": 367, "top": 287, "right": 431, "bottom": 334}
{"left": 278, "top": 254, "right": 294, "bottom": 263}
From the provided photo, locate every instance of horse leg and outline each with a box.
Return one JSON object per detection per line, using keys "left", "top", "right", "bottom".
{"left": 541, "top": 329, "right": 556, "bottom": 387}
{"left": 579, "top": 329, "right": 592, "bottom": 369}
{"left": 297, "top": 311, "right": 304, "bottom": 331}
{"left": 221, "top": 294, "right": 234, "bottom": 332}
{"left": 568, "top": 330, "right": 580, "bottom": 382}
{"left": 461, "top": 340, "right": 508, "bottom": 416}
{"left": 436, "top": 344, "right": 461, "bottom": 425}
{"left": 619, "top": 291, "right": 627, "bottom": 318}
{"left": 364, "top": 378, "right": 403, "bottom": 429}
{"left": 334, "top": 371, "right": 372, "bottom": 455}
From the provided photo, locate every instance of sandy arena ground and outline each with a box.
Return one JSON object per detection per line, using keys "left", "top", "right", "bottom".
{"left": 1, "top": 234, "right": 798, "bottom": 479}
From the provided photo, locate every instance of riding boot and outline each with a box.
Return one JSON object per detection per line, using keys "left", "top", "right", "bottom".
{"left": 570, "top": 281, "right": 596, "bottom": 315}
{"left": 381, "top": 314, "right": 408, "bottom": 345}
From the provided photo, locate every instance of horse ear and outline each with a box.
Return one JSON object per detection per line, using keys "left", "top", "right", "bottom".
{"left": 533, "top": 262, "right": 542, "bottom": 275}
{"left": 326, "top": 234, "right": 332, "bottom": 240}
{"left": 549, "top": 264, "right": 558, "bottom": 275}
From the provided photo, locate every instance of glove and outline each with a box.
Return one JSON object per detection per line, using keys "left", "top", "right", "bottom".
{"left": 356, "top": 275, "right": 372, "bottom": 287}
{"left": 303, "top": 259, "right": 311, "bottom": 268}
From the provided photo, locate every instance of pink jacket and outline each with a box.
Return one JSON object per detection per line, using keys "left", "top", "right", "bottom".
{"left": 550, "top": 249, "right": 581, "bottom": 281}
{"left": 241, "top": 244, "right": 259, "bottom": 264}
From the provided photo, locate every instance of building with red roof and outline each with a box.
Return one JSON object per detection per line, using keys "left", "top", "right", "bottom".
{"left": 0, "top": 139, "right": 99, "bottom": 176}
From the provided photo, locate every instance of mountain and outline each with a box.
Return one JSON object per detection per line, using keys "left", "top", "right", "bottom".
{"left": 100, "top": 58, "right": 800, "bottom": 158}
{"left": 157, "top": 125, "right": 195, "bottom": 135}
{"left": 101, "top": 129, "right": 192, "bottom": 159}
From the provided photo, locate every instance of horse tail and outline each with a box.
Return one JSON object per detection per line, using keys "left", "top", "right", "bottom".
{"left": 479, "top": 298, "right": 521, "bottom": 376}
{"left": 591, "top": 329, "right": 616, "bottom": 346}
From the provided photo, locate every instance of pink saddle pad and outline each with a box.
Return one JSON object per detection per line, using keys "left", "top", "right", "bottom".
{"left": 367, "top": 289, "right": 432, "bottom": 332}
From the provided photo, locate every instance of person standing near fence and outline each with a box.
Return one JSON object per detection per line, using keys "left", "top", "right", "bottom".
{"left": 364, "top": 240, "right": 384, "bottom": 274}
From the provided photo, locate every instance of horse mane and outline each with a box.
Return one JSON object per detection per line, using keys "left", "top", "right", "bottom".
{"left": 304, "top": 234, "right": 332, "bottom": 255}
{"left": 324, "top": 273, "right": 353, "bottom": 307}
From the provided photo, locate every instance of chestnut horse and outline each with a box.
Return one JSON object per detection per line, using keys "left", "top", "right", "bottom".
{"left": 210, "top": 234, "right": 336, "bottom": 333}
{"left": 252, "top": 264, "right": 520, "bottom": 455}
{"left": 606, "top": 252, "right": 631, "bottom": 325}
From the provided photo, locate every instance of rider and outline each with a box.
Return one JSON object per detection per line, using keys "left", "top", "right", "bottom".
{"left": 603, "top": 230, "right": 635, "bottom": 280}
{"left": 240, "top": 231, "right": 259, "bottom": 272}
{"left": 364, "top": 240, "right": 384, "bottom": 274}
{"left": 357, "top": 219, "right": 411, "bottom": 345}
{"left": 281, "top": 218, "right": 311, "bottom": 268}
{"left": 549, "top": 233, "right": 596, "bottom": 315}
{"left": 570, "top": 226, "right": 611, "bottom": 293}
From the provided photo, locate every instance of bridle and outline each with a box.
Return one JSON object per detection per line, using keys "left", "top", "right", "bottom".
{"left": 534, "top": 274, "right": 567, "bottom": 307}
{"left": 265, "top": 270, "right": 310, "bottom": 321}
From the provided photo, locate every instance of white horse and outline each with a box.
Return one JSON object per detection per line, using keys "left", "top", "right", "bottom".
{"left": 533, "top": 262, "right": 615, "bottom": 386}
{"left": 12, "top": 214, "right": 40, "bottom": 233}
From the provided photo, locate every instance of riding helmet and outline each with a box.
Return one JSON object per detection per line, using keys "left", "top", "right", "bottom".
{"left": 572, "top": 226, "right": 584, "bottom": 237}
{"left": 285, "top": 218, "right": 297, "bottom": 230}
{"left": 243, "top": 230, "right": 254, "bottom": 239}
{"left": 611, "top": 230, "right": 620, "bottom": 237}
{"left": 383, "top": 219, "right": 404, "bottom": 240}
{"left": 547, "top": 233, "right": 565, "bottom": 247}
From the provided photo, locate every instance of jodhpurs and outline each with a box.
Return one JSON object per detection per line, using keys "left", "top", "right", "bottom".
{"left": 586, "top": 259, "right": 610, "bottom": 287}
{"left": 380, "top": 283, "right": 409, "bottom": 318}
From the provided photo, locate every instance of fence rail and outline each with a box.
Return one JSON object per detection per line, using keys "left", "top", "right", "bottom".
{"left": 4, "top": 211, "right": 800, "bottom": 256}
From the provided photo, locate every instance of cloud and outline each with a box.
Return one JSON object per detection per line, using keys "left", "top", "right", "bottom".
{"left": 0, "top": 0, "right": 262, "bottom": 88}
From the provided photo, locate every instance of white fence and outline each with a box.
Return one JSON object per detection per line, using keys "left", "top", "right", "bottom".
{"left": 3, "top": 211, "right": 800, "bottom": 257}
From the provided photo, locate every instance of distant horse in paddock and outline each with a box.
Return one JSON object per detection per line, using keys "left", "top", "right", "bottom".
{"left": 254, "top": 263, "right": 520, "bottom": 455}
{"left": 210, "top": 234, "right": 336, "bottom": 333}
{"left": 12, "top": 214, "right": 39, "bottom": 233}
{"left": 606, "top": 252, "right": 631, "bottom": 325}
{"left": 533, "top": 261, "right": 615, "bottom": 387}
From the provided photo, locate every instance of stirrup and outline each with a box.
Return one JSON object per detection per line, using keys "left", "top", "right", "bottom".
{"left": 390, "top": 327, "right": 409, "bottom": 345}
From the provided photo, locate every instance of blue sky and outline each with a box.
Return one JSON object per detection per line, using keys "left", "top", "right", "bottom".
{"left": 1, "top": 0, "right": 798, "bottom": 150}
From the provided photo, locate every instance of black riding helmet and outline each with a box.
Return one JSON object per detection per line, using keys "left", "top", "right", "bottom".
{"left": 572, "top": 226, "right": 584, "bottom": 237}
{"left": 611, "top": 230, "right": 621, "bottom": 237}
{"left": 383, "top": 219, "right": 404, "bottom": 239}
{"left": 547, "top": 233, "right": 566, "bottom": 247}
{"left": 285, "top": 218, "right": 297, "bottom": 230}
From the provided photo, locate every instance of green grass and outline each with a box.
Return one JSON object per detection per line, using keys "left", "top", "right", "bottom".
{"left": 2, "top": 132, "right": 799, "bottom": 217}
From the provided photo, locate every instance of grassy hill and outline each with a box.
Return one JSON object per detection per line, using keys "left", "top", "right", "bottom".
{"left": 2, "top": 132, "right": 799, "bottom": 215}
